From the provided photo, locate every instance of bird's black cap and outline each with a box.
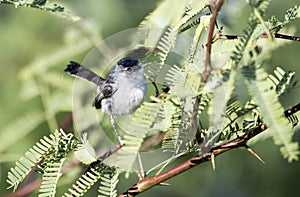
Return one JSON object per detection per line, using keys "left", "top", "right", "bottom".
{"left": 117, "top": 56, "right": 139, "bottom": 67}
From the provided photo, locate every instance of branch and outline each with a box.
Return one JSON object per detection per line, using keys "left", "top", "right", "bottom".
{"left": 84, "top": 143, "right": 123, "bottom": 174}
{"left": 120, "top": 102, "right": 300, "bottom": 196}
{"left": 204, "top": 0, "right": 225, "bottom": 80}
{"left": 260, "top": 33, "right": 300, "bottom": 41}
{"left": 59, "top": 112, "right": 73, "bottom": 131}
{"left": 212, "top": 32, "right": 300, "bottom": 42}
{"left": 3, "top": 179, "right": 42, "bottom": 197}
{"left": 192, "top": 0, "right": 225, "bottom": 145}
{"left": 157, "top": 84, "right": 173, "bottom": 99}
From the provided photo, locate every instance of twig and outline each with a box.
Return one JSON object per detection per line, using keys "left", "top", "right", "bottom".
{"left": 285, "top": 102, "right": 300, "bottom": 117}
{"left": 191, "top": 96, "right": 203, "bottom": 144}
{"left": 212, "top": 32, "right": 300, "bottom": 42}
{"left": 84, "top": 143, "right": 123, "bottom": 174}
{"left": 120, "top": 102, "right": 299, "bottom": 196}
{"left": 157, "top": 84, "right": 173, "bottom": 99}
{"left": 3, "top": 179, "right": 42, "bottom": 197}
{"left": 60, "top": 112, "right": 73, "bottom": 131}
{"left": 151, "top": 81, "right": 160, "bottom": 97}
{"left": 204, "top": 0, "right": 225, "bottom": 80}
{"left": 266, "top": 33, "right": 300, "bottom": 42}
{"left": 191, "top": 0, "right": 225, "bottom": 145}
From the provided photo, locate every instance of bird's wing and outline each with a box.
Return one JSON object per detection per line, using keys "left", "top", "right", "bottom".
{"left": 65, "top": 61, "right": 105, "bottom": 85}
{"left": 92, "top": 83, "right": 118, "bottom": 109}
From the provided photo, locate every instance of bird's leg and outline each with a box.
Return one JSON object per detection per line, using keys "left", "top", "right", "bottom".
{"left": 109, "top": 114, "right": 124, "bottom": 146}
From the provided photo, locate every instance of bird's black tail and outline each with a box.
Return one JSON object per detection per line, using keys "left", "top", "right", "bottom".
{"left": 64, "top": 61, "right": 81, "bottom": 75}
{"left": 65, "top": 61, "right": 105, "bottom": 85}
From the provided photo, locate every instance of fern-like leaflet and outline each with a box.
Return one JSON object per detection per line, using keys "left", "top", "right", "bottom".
{"left": 0, "top": 0, "right": 79, "bottom": 21}
{"left": 268, "top": 67, "right": 297, "bottom": 96}
{"left": 98, "top": 170, "right": 119, "bottom": 197}
{"left": 63, "top": 164, "right": 117, "bottom": 197}
{"left": 244, "top": 64, "right": 299, "bottom": 162}
{"left": 74, "top": 133, "right": 98, "bottom": 165}
{"left": 6, "top": 130, "right": 65, "bottom": 191}
{"left": 161, "top": 100, "right": 182, "bottom": 152}
{"left": 39, "top": 130, "right": 76, "bottom": 196}
{"left": 230, "top": 0, "right": 270, "bottom": 68}
{"left": 176, "top": 0, "right": 210, "bottom": 33}
{"left": 38, "top": 159, "right": 66, "bottom": 197}
{"left": 117, "top": 100, "right": 163, "bottom": 171}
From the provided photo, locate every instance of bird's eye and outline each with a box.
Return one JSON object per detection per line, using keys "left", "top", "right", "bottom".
{"left": 123, "top": 67, "right": 132, "bottom": 71}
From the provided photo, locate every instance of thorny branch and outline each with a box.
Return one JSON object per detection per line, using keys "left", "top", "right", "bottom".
{"left": 120, "top": 103, "right": 299, "bottom": 197}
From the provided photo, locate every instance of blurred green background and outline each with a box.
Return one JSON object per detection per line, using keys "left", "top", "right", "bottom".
{"left": 0, "top": 0, "right": 299, "bottom": 196}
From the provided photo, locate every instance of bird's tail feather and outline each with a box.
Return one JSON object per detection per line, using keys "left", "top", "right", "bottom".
{"left": 65, "top": 61, "right": 104, "bottom": 85}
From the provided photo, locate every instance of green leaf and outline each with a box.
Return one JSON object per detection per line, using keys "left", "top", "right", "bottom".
{"left": 98, "top": 171, "right": 119, "bottom": 197}
{"left": 244, "top": 66, "right": 299, "bottom": 162}
{"left": 63, "top": 164, "right": 116, "bottom": 197}
{"left": 230, "top": 0, "right": 271, "bottom": 68}
{"left": 38, "top": 159, "right": 65, "bottom": 197}
{"left": 178, "top": 0, "right": 210, "bottom": 33}
{"left": 74, "top": 133, "right": 97, "bottom": 164}
{"left": 0, "top": 0, "right": 80, "bottom": 21}
{"left": 6, "top": 130, "right": 60, "bottom": 191}
{"left": 267, "top": 67, "right": 297, "bottom": 96}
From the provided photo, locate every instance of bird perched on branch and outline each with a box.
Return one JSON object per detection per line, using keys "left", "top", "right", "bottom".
{"left": 65, "top": 56, "right": 148, "bottom": 145}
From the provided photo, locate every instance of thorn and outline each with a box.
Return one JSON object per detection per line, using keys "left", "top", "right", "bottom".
{"left": 137, "top": 172, "right": 144, "bottom": 181}
{"left": 158, "top": 182, "right": 171, "bottom": 186}
{"left": 246, "top": 146, "right": 265, "bottom": 164}
{"left": 137, "top": 153, "right": 145, "bottom": 180}
{"left": 211, "top": 153, "right": 216, "bottom": 171}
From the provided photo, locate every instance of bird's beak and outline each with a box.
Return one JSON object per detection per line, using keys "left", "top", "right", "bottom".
{"left": 141, "top": 62, "right": 150, "bottom": 67}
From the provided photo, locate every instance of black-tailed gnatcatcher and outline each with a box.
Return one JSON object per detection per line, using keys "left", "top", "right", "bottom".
{"left": 65, "top": 57, "right": 148, "bottom": 145}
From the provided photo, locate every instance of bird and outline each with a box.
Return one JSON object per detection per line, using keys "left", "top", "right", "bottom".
{"left": 64, "top": 56, "right": 148, "bottom": 145}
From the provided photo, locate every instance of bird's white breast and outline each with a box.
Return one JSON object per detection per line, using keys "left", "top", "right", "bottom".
{"left": 101, "top": 68, "right": 147, "bottom": 115}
